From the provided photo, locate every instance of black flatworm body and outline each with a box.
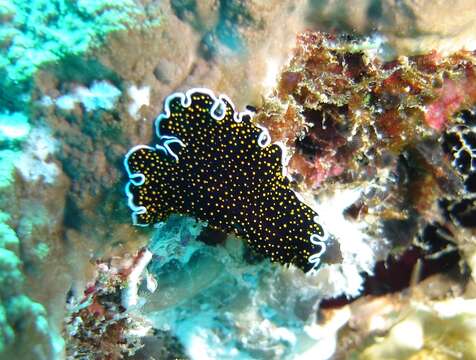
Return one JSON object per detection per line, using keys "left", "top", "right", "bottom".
{"left": 124, "top": 88, "right": 328, "bottom": 272}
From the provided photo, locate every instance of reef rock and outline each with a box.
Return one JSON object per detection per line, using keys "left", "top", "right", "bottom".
{"left": 306, "top": 0, "right": 476, "bottom": 56}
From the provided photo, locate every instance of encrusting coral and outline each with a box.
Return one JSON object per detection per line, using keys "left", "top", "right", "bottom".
{"left": 124, "top": 88, "right": 328, "bottom": 272}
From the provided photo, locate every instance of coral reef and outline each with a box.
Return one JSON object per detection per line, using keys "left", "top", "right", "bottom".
{"left": 329, "top": 271, "right": 475, "bottom": 359}
{"left": 3, "top": 1, "right": 311, "bottom": 354}
{"left": 136, "top": 216, "right": 352, "bottom": 359}
{"left": 1, "top": 0, "right": 159, "bottom": 105}
{"left": 52, "top": 81, "right": 122, "bottom": 112}
{"left": 250, "top": 29, "right": 476, "bottom": 358}
{"left": 0, "top": 212, "right": 53, "bottom": 359}
{"left": 258, "top": 31, "right": 476, "bottom": 187}
{"left": 2, "top": 0, "right": 476, "bottom": 358}
{"left": 25, "top": 0, "right": 313, "bottom": 286}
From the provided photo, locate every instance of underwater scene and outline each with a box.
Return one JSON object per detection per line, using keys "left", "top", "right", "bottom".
{"left": 2, "top": 0, "right": 476, "bottom": 359}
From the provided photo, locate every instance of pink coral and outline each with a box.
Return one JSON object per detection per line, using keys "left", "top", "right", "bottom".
{"left": 426, "top": 74, "right": 476, "bottom": 131}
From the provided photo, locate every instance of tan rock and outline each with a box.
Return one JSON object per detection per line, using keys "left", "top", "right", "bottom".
{"left": 306, "top": 0, "right": 476, "bottom": 56}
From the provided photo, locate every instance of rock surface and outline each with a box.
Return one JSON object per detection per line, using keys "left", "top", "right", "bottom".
{"left": 306, "top": 0, "right": 476, "bottom": 56}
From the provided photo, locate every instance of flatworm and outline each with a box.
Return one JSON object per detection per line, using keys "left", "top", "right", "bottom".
{"left": 124, "top": 88, "right": 328, "bottom": 272}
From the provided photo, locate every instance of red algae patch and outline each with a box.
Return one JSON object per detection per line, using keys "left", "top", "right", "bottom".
{"left": 256, "top": 31, "right": 476, "bottom": 188}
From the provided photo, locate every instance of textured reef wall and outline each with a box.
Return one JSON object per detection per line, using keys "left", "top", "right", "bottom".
{"left": 0, "top": 1, "right": 161, "bottom": 358}
{"left": 2, "top": 0, "right": 476, "bottom": 359}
